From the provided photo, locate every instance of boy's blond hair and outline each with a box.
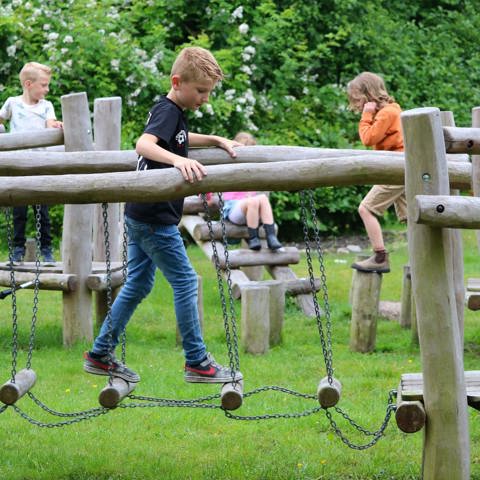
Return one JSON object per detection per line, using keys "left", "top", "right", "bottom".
{"left": 19, "top": 62, "right": 52, "bottom": 86}
{"left": 171, "top": 47, "right": 224, "bottom": 83}
{"left": 234, "top": 131, "right": 257, "bottom": 146}
{"left": 347, "top": 72, "right": 394, "bottom": 113}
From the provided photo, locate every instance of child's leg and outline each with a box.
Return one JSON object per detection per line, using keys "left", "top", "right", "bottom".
{"left": 145, "top": 224, "right": 206, "bottom": 365}
{"left": 358, "top": 204, "right": 385, "bottom": 251}
{"left": 38, "top": 205, "right": 53, "bottom": 250}
{"left": 91, "top": 220, "right": 156, "bottom": 355}
{"left": 242, "top": 196, "right": 261, "bottom": 228}
{"left": 12, "top": 206, "right": 28, "bottom": 249}
{"left": 257, "top": 194, "right": 274, "bottom": 224}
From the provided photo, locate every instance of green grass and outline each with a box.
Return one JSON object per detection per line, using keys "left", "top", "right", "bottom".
{"left": 0, "top": 230, "right": 479, "bottom": 479}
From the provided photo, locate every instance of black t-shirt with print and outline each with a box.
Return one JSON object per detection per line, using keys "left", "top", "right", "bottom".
{"left": 125, "top": 96, "right": 189, "bottom": 225}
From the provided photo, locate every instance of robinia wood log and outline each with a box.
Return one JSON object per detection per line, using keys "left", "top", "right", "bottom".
{"left": 0, "top": 270, "right": 77, "bottom": 291}
{"left": 0, "top": 157, "right": 471, "bottom": 206}
{"left": 414, "top": 195, "right": 480, "bottom": 229}
{"left": 241, "top": 285, "right": 270, "bottom": 355}
{"left": 317, "top": 376, "right": 342, "bottom": 408}
{"left": 443, "top": 126, "right": 480, "bottom": 154}
{"left": 0, "top": 369, "right": 37, "bottom": 405}
{"left": 472, "top": 107, "right": 480, "bottom": 252}
{"left": 215, "top": 247, "right": 300, "bottom": 269}
{"left": 0, "top": 128, "right": 63, "bottom": 151}
{"left": 98, "top": 377, "right": 136, "bottom": 409}
{"left": 220, "top": 380, "right": 244, "bottom": 410}
{"left": 402, "top": 107, "right": 469, "bottom": 480}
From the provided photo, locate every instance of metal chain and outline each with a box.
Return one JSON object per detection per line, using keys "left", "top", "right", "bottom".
{"left": 200, "top": 193, "right": 240, "bottom": 378}
{"left": 26, "top": 205, "right": 42, "bottom": 369}
{"left": 5, "top": 207, "right": 18, "bottom": 382}
{"left": 12, "top": 404, "right": 110, "bottom": 428}
{"left": 299, "top": 191, "right": 334, "bottom": 379}
{"left": 120, "top": 212, "right": 129, "bottom": 363}
{"left": 299, "top": 190, "right": 395, "bottom": 448}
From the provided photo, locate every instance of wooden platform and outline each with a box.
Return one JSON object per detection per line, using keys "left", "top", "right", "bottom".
{"left": 466, "top": 277, "right": 480, "bottom": 311}
{"left": 400, "top": 371, "right": 480, "bottom": 411}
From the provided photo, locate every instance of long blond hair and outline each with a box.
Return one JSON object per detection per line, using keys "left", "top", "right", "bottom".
{"left": 347, "top": 72, "right": 394, "bottom": 113}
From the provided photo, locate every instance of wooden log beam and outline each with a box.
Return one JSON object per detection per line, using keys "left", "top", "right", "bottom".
{"left": 215, "top": 247, "right": 299, "bottom": 269}
{"left": 0, "top": 150, "right": 137, "bottom": 175}
{"left": 86, "top": 270, "right": 124, "bottom": 292}
{"left": 0, "top": 270, "right": 77, "bottom": 291}
{"left": 414, "top": 195, "right": 480, "bottom": 229}
{"left": 98, "top": 378, "right": 136, "bottom": 409}
{"left": 0, "top": 157, "right": 471, "bottom": 206}
{"left": 0, "top": 369, "right": 37, "bottom": 405}
{"left": 220, "top": 380, "right": 244, "bottom": 410}
{"left": 0, "top": 129, "right": 63, "bottom": 151}
{"left": 317, "top": 376, "right": 342, "bottom": 408}
{"left": 443, "top": 126, "right": 480, "bottom": 154}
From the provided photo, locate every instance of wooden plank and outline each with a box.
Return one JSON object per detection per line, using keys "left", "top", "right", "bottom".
{"left": 466, "top": 292, "right": 480, "bottom": 311}
{"left": 214, "top": 247, "right": 299, "bottom": 269}
{"left": 0, "top": 261, "right": 123, "bottom": 274}
{"left": 0, "top": 271, "right": 77, "bottom": 292}
{"left": 443, "top": 126, "right": 480, "bottom": 154}
{"left": 0, "top": 128, "right": 63, "bottom": 151}
{"left": 467, "top": 278, "right": 480, "bottom": 291}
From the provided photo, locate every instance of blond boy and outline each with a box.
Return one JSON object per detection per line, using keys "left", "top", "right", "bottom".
{"left": 84, "top": 47, "right": 244, "bottom": 384}
{"left": 0, "top": 62, "right": 62, "bottom": 265}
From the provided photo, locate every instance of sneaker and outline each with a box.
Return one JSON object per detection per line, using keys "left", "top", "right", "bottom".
{"left": 351, "top": 253, "right": 390, "bottom": 273}
{"left": 83, "top": 351, "right": 140, "bottom": 383}
{"left": 41, "top": 248, "right": 56, "bottom": 266}
{"left": 185, "top": 353, "right": 243, "bottom": 384}
{"left": 9, "top": 247, "right": 25, "bottom": 266}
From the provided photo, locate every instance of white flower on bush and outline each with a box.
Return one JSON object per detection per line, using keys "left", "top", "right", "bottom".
{"left": 64, "top": 35, "right": 73, "bottom": 43}
{"left": 240, "top": 65, "right": 252, "bottom": 75}
{"left": 12, "top": 0, "right": 22, "bottom": 7}
{"left": 0, "top": 84, "right": 5, "bottom": 92}
{"left": 236, "top": 105, "right": 243, "bottom": 112}
{"left": 204, "top": 103, "right": 214, "bottom": 115}
{"left": 224, "top": 89, "right": 236, "bottom": 101}
{"left": 62, "top": 59, "right": 73, "bottom": 70}
{"left": 303, "top": 87, "right": 309, "bottom": 95}
{"left": 239, "top": 23, "right": 249, "bottom": 35}
{"left": 61, "top": 48, "right": 68, "bottom": 54}
{"left": 48, "top": 32, "right": 59, "bottom": 41}
{"left": 111, "top": 59, "right": 120, "bottom": 71}
{"left": 6, "top": 45, "right": 16, "bottom": 57}
{"left": 194, "top": 110, "right": 203, "bottom": 118}
{"left": 231, "top": 6, "right": 243, "bottom": 20}
{"left": 244, "top": 45, "right": 256, "bottom": 55}
{"left": 43, "top": 24, "right": 50, "bottom": 31}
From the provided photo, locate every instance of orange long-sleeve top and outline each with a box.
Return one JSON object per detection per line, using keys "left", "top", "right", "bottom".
{"left": 358, "top": 102, "right": 404, "bottom": 152}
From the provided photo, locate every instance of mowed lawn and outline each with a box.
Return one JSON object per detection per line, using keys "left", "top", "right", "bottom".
{"left": 0, "top": 229, "right": 479, "bottom": 480}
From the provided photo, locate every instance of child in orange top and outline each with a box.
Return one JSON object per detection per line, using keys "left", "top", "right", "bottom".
{"left": 347, "top": 72, "right": 405, "bottom": 273}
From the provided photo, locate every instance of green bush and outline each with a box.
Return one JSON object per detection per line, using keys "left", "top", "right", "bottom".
{"left": 1, "top": 0, "right": 479, "bottom": 242}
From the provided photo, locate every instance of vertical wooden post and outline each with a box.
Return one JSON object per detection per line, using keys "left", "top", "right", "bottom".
{"left": 61, "top": 93, "right": 94, "bottom": 346}
{"left": 471, "top": 107, "right": 480, "bottom": 253}
{"left": 349, "top": 271, "right": 382, "bottom": 353}
{"left": 440, "top": 111, "right": 465, "bottom": 342}
{"left": 241, "top": 285, "right": 269, "bottom": 354}
{"left": 399, "top": 265, "right": 411, "bottom": 328}
{"left": 402, "top": 107, "right": 469, "bottom": 479}
{"left": 92, "top": 97, "right": 122, "bottom": 326}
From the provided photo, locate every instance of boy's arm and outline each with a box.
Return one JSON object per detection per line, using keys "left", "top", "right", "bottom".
{"left": 47, "top": 119, "right": 63, "bottom": 129}
{"left": 358, "top": 107, "right": 394, "bottom": 147}
{"left": 136, "top": 133, "right": 207, "bottom": 183}
{"left": 189, "top": 133, "right": 241, "bottom": 158}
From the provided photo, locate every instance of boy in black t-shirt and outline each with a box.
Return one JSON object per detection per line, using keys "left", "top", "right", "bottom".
{"left": 84, "top": 47, "right": 243, "bottom": 384}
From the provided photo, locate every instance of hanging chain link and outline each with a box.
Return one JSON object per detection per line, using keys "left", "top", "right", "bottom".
{"left": 200, "top": 193, "right": 240, "bottom": 377}
{"left": 26, "top": 205, "right": 42, "bottom": 370}
{"left": 5, "top": 207, "right": 18, "bottom": 382}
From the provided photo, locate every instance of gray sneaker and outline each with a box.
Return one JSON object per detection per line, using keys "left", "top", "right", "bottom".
{"left": 185, "top": 353, "right": 243, "bottom": 384}
{"left": 83, "top": 351, "right": 140, "bottom": 383}
{"left": 9, "top": 247, "right": 25, "bottom": 266}
{"left": 351, "top": 253, "right": 390, "bottom": 273}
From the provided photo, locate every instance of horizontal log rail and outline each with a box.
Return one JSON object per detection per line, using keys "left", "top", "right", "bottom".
{"left": 0, "top": 271, "right": 77, "bottom": 291}
{"left": 414, "top": 195, "right": 480, "bottom": 229}
{"left": 0, "top": 157, "right": 471, "bottom": 206}
{"left": 0, "top": 128, "right": 64, "bottom": 151}
{"left": 443, "top": 126, "right": 480, "bottom": 154}
{"left": 0, "top": 145, "right": 469, "bottom": 176}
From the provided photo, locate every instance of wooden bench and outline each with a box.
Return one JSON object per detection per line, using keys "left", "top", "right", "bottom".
{"left": 466, "top": 277, "right": 480, "bottom": 311}
{"left": 395, "top": 371, "right": 480, "bottom": 433}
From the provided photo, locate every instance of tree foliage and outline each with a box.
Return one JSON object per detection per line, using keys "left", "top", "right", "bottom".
{"left": 1, "top": 0, "right": 479, "bottom": 237}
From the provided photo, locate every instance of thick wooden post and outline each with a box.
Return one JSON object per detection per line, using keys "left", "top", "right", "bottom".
{"left": 471, "top": 107, "right": 480, "bottom": 253}
{"left": 402, "top": 107, "right": 469, "bottom": 479}
{"left": 241, "top": 285, "right": 269, "bottom": 354}
{"left": 349, "top": 271, "right": 382, "bottom": 353}
{"left": 61, "top": 93, "right": 94, "bottom": 346}
{"left": 399, "top": 265, "right": 412, "bottom": 328}
{"left": 92, "top": 98, "right": 122, "bottom": 326}
{"left": 440, "top": 111, "right": 465, "bottom": 342}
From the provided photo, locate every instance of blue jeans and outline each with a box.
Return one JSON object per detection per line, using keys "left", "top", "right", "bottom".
{"left": 92, "top": 216, "right": 207, "bottom": 364}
